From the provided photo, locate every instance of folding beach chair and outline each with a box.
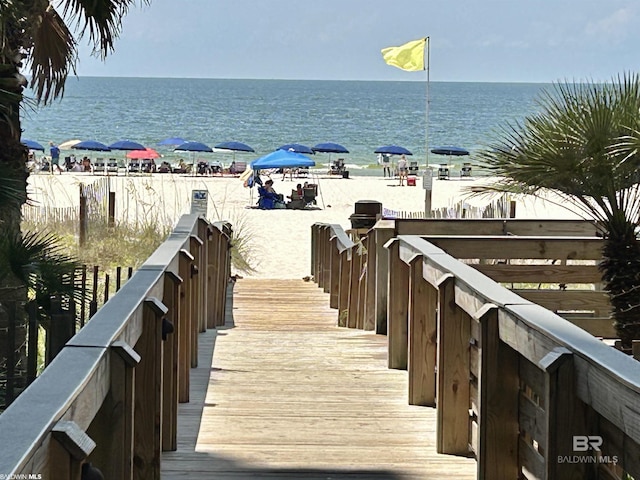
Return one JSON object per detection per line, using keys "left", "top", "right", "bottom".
{"left": 303, "top": 184, "right": 318, "bottom": 207}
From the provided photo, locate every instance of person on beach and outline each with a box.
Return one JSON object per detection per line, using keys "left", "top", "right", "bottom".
{"left": 49, "top": 142, "right": 62, "bottom": 174}
{"left": 397, "top": 154, "right": 408, "bottom": 186}
{"left": 382, "top": 154, "right": 391, "bottom": 177}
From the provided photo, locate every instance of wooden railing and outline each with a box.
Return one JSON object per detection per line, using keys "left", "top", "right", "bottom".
{"left": 311, "top": 219, "right": 640, "bottom": 480}
{"left": 0, "top": 214, "right": 232, "bottom": 480}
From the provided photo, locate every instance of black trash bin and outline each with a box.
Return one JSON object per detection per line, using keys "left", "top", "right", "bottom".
{"left": 342, "top": 170, "right": 350, "bottom": 179}
{"left": 349, "top": 200, "right": 382, "bottom": 229}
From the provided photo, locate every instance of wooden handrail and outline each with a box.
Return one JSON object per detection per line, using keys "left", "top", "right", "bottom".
{"left": 311, "top": 219, "right": 640, "bottom": 479}
{"left": 0, "top": 214, "right": 232, "bottom": 479}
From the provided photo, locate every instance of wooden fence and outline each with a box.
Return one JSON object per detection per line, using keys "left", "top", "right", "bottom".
{"left": 0, "top": 265, "right": 137, "bottom": 409}
{"left": 0, "top": 214, "right": 232, "bottom": 480}
{"left": 311, "top": 219, "right": 640, "bottom": 480}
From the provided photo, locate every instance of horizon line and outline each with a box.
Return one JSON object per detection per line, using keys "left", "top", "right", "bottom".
{"left": 65, "top": 75, "right": 553, "bottom": 85}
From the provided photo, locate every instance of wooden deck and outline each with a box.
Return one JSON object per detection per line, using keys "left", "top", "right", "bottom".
{"left": 161, "top": 278, "right": 476, "bottom": 479}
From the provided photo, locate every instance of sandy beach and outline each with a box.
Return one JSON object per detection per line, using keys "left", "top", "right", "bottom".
{"left": 26, "top": 171, "right": 583, "bottom": 279}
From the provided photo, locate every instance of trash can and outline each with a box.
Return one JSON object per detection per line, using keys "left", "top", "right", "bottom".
{"left": 349, "top": 200, "right": 382, "bottom": 229}
{"left": 342, "top": 170, "right": 350, "bottom": 179}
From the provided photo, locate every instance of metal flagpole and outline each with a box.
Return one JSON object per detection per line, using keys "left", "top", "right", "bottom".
{"left": 424, "top": 37, "right": 433, "bottom": 217}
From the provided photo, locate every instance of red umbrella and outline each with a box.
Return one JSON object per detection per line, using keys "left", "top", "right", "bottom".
{"left": 127, "top": 148, "right": 160, "bottom": 159}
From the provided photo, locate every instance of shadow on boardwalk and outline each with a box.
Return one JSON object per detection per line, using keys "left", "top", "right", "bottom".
{"left": 161, "top": 279, "right": 476, "bottom": 480}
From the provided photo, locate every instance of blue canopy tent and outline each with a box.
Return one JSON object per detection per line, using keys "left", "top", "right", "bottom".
{"left": 250, "top": 149, "right": 315, "bottom": 170}
{"left": 247, "top": 150, "right": 321, "bottom": 208}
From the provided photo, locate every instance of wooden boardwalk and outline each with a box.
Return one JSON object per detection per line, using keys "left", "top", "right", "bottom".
{"left": 161, "top": 278, "right": 476, "bottom": 479}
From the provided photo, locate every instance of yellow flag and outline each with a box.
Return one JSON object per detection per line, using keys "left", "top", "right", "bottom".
{"left": 381, "top": 38, "right": 427, "bottom": 71}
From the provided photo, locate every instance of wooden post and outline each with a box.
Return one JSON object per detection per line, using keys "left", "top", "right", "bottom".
{"left": 329, "top": 236, "right": 340, "bottom": 309}
{"left": 408, "top": 256, "right": 437, "bottom": 406}
{"left": 347, "top": 245, "right": 360, "bottom": 329}
{"left": 48, "top": 296, "right": 75, "bottom": 364}
{"left": 310, "top": 224, "right": 317, "bottom": 278}
{"left": 89, "top": 342, "right": 139, "bottom": 480}
{"left": 375, "top": 223, "right": 395, "bottom": 334}
{"left": 79, "top": 187, "right": 87, "bottom": 247}
{"left": 215, "top": 228, "right": 229, "bottom": 328}
{"left": 476, "top": 305, "right": 519, "bottom": 479}
{"left": 436, "top": 275, "right": 471, "bottom": 455}
{"left": 197, "top": 219, "right": 209, "bottom": 332}
{"left": 52, "top": 420, "right": 97, "bottom": 480}
{"left": 356, "top": 246, "right": 367, "bottom": 330}
{"left": 322, "top": 227, "right": 331, "bottom": 294}
{"left": 189, "top": 235, "right": 203, "bottom": 372}
{"left": 26, "top": 300, "right": 38, "bottom": 385}
{"left": 178, "top": 249, "right": 193, "bottom": 402}
{"left": 316, "top": 226, "right": 326, "bottom": 288}
{"left": 364, "top": 233, "right": 376, "bottom": 331}
{"left": 338, "top": 249, "right": 351, "bottom": 327}
{"left": 387, "top": 238, "right": 409, "bottom": 370}
{"left": 89, "top": 266, "right": 99, "bottom": 318}
{"left": 162, "top": 271, "right": 182, "bottom": 452}
{"left": 133, "top": 298, "right": 167, "bottom": 480}
{"left": 540, "top": 348, "right": 587, "bottom": 479}
{"left": 206, "top": 226, "right": 216, "bottom": 329}
{"left": 108, "top": 191, "right": 116, "bottom": 227}
{"left": 6, "top": 301, "right": 16, "bottom": 404}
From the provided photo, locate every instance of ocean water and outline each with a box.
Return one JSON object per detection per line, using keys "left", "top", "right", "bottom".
{"left": 22, "top": 77, "right": 548, "bottom": 172}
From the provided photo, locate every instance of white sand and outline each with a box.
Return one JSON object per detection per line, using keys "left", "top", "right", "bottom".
{"left": 26, "top": 172, "right": 583, "bottom": 279}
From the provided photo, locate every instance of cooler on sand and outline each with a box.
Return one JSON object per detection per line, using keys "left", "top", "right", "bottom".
{"left": 407, "top": 176, "right": 416, "bottom": 186}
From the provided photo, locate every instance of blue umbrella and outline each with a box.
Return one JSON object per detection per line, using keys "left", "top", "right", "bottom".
{"left": 175, "top": 141, "right": 213, "bottom": 153}
{"left": 109, "top": 140, "right": 146, "bottom": 151}
{"left": 158, "top": 137, "right": 188, "bottom": 146}
{"left": 374, "top": 145, "right": 413, "bottom": 156}
{"left": 214, "top": 141, "right": 255, "bottom": 153}
{"left": 312, "top": 142, "right": 349, "bottom": 154}
{"left": 431, "top": 146, "right": 470, "bottom": 156}
{"left": 22, "top": 139, "right": 45, "bottom": 151}
{"left": 277, "top": 143, "right": 315, "bottom": 155}
{"left": 71, "top": 140, "right": 111, "bottom": 151}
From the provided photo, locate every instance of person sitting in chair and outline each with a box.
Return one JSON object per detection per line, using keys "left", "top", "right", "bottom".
{"left": 258, "top": 179, "right": 285, "bottom": 209}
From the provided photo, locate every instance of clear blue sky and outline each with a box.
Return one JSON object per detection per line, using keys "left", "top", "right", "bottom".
{"left": 73, "top": 0, "right": 639, "bottom": 83}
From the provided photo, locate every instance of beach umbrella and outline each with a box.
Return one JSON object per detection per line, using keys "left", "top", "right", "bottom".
{"left": 109, "top": 140, "right": 146, "bottom": 151}
{"left": 374, "top": 145, "right": 413, "bottom": 156}
{"left": 127, "top": 148, "right": 160, "bottom": 159}
{"left": 214, "top": 141, "right": 255, "bottom": 164}
{"left": 158, "top": 137, "right": 187, "bottom": 146}
{"left": 312, "top": 142, "right": 349, "bottom": 172}
{"left": 430, "top": 146, "right": 470, "bottom": 156}
{"left": 214, "top": 141, "right": 255, "bottom": 153}
{"left": 58, "top": 139, "right": 82, "bottom": 150}
{"left": 312, "top": 142, "right": 349, "bottom": 154}
{"left": 276, "top": 143, "right": 315, "bottom": 155}
{"left": 21, "top": 139, "right": 45, "bottom": 151}
{"left": 175, "top": 141, "right": 213, "bottom": 153}
{"left": 71, "top": 140, "right": 111, "bottom": 151}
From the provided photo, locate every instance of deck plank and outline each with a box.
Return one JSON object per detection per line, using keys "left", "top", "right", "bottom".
{"left": 161, "top": 278, "right": 476, "bottom": 479}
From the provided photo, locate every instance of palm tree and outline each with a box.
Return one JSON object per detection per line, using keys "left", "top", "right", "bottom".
{"left": 0, "top": 1, "right": 148, "bottom": 402}
{"left": 0, "top": 0, "right": 149, "bottom": 228}
{"left": 477, "top": 73, "right": 640, "bottom": 348}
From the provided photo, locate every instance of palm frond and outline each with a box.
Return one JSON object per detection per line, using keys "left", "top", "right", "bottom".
{"left": 0, "top": 229, "right": 84, "bottom": 303}
{"left": 60, "top": 0, "right": 150, "bottom": 59}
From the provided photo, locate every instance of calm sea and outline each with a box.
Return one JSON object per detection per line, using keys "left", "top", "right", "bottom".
{"left": 22, "top": 77, "right": 548, "bottom": 172}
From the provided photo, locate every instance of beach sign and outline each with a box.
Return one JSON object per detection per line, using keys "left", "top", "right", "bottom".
{"left": 423, "top": 170, "right": 433, "bottom": 190}
{"left": 191, "top": 189, "right": 208, "bottom": 216}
